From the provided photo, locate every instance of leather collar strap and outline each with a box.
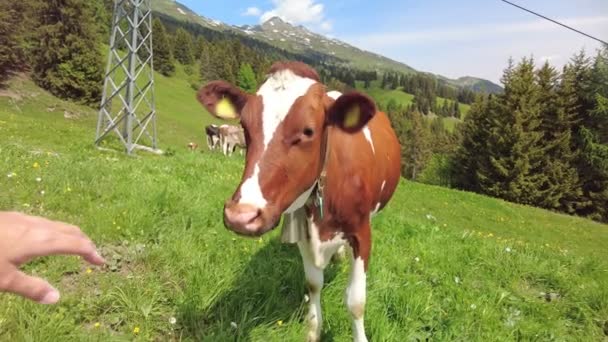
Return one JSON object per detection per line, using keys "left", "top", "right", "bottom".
{"left": 307, "top": 126, "right": 331, "bottom": 219}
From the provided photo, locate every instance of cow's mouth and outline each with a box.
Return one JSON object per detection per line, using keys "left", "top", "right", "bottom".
{"left": 223, "top": 202, "right": 280, "bottom": 238}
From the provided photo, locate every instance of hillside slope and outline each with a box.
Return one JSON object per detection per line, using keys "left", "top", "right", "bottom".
{"left": 0, "top": 70, "right": 606, "bottom": 340}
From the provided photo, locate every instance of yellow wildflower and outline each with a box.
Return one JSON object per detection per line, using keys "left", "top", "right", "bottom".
{"left": 133, "top": 326, "right": 140, "bottom": 334}
{"left": 487, "top": 233, "right": 494, "bottom": 238}
{"left": 33, "top": 162, "right": 40, "bottom": 168}
{"left": 86, "top": 268, "right": 92, "bottom": 274}
{"left": 94, "top": 322, "right": 101, "bottom": 328}
{"left": 277, "top": 320, "right": 283, "bottom": 326}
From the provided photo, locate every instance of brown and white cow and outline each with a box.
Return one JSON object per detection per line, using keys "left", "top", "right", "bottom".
{"left": 197, "top": 61, "right": 401, "bottom": 342}
{"left": 218, "top": 124, "right": 246, "bottom": 156}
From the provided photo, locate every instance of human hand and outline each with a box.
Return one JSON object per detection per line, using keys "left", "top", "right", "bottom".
{"left": 0, "top": 211, "right": 105, "bottom": 304}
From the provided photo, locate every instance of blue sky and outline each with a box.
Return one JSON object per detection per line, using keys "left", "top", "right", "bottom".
{"left": 179, "top": 0, "right": 608, "bottom": 84}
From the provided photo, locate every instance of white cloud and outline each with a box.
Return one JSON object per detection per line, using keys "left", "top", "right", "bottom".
{"left": 259, "top": 0, "right": 332, "bottom": 32}
{"left": 320, "top": 21, "right": 332, "bottom": 31}
{"left": 345, "top": 16, "right": 608, "bottom": 48}
{"left": 242, "top": 7, "right": 261, "bottom": 17}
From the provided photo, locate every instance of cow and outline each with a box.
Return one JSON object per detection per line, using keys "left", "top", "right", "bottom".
{"left": 205, "top": 124, "right": 221, "bottom": 150}
{"left": 218, "top": 124, "right": 246, "bottom": 156}
{"left": 196, "top": 61, "right": 401, "bottom": 342}
{"left": 187, "top": 142, "right": 198, "bottom": 151}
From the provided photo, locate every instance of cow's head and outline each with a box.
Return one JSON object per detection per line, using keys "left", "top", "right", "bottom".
{"left": 197, "top": 61, "right": 376, "bottom": 237}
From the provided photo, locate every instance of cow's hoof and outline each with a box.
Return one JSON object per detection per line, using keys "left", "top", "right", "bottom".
{"left": 307, "top": 333, "right": 320, "bottom": 342}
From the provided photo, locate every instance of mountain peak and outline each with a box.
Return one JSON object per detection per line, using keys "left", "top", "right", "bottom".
{"left": 264, "top": 16, "right": 286, "bottom": 24}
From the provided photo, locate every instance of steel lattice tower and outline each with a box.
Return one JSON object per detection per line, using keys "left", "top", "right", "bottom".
{"left": 95, "top": 0, "right": 161, "bottom": 155}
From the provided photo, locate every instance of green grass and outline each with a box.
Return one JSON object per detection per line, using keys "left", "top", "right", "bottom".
{"left": 1, "top": 73, "right": 608, "bottom": 341}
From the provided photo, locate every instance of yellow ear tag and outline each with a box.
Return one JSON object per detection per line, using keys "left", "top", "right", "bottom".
{"left": 216, "top": 97, "right": 237, "bottom": 119}
{"left": 343, "top": 106, "right": 360, "bottom": 128}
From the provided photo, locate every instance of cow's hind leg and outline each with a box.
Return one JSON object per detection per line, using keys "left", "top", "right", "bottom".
{"left": 298, "top": 240, "right": 324, "bottom": 342}
{"left": 346, "top": 222, "right": 370, "bottom": 342}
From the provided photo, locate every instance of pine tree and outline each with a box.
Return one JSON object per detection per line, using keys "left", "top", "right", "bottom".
{"left": 535, "top": 61, "right": 581, "bottom": 213}
{"left": 451, "top": 95, "right": 498, "bottom": 191}
{"left": 477, "top": 57, "right": 546, "bottom": 204}
{"left": 0, "top": 0, "right": 38, "bottom": 84}
{"left": 403, "top": 108, "right": 432, "bottom": 180}
{"left": 152, "top": 18, "right": 175, "bottom": 76}
{"left": 0, "top": 1, "right": 23, "bottom": 82}
{"left": 173, "top": 28, "right": 195, "bottom": 65}
{"left": 200, "top": 43, "right": 217, "bottom": 81}
{"left": 237, "top": 63, "right": 257, "bottom": 93}
{"left": 576, "top": 46, "right": 608, "bottom": 221}
{"left": 453, "top": 100, "right": 461, "bottom": 119}
{"left": 30, "top": 0, "right": 103, "bottom": 105}
{"left": 194, "top": 36, "right": 208, "bottom": 60}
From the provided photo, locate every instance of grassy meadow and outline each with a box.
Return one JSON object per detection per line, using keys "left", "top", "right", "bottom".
{"left": 0, "top": 70, "right": 607, "bottom": 341}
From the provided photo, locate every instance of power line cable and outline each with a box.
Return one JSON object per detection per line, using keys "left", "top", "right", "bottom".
{"left": 500, "top": 0, "right": 607, "bottom": 46}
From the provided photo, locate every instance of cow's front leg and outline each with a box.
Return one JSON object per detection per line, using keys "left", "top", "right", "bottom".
{"left": 346, "top": 222, "right": 370, "bottom": 342}
{"left": 298, "top": 240, "right": 324, "bottom": 342}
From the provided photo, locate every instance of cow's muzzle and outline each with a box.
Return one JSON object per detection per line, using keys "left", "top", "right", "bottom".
{"left": 223, "top": 201, "right": 278, "bottom": 237}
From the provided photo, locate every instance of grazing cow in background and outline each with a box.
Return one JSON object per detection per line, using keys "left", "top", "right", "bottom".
{"left": 187, "top": 142, "right": 198, "bottom": 151}
{"left": 218, "top": 124, "right": 246, "bottom": 156}
{"left": 205, "top": 124, "right": 221, "bottom": 150}
{"left": 196, "top": 61, "right": 401, "bottom": 342}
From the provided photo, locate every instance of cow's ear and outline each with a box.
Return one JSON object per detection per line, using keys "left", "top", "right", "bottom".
{"left": 326, "top": 91, "right": 376, "bottom": 133}
{"left": 196, "top": 80, "right": 249, "bottom": 120}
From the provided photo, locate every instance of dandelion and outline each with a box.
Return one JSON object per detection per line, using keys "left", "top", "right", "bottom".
{"left": 33, "top": 162, "right": 40, "bottom": 168}
{"left": 94, "top": 322, "right": 101, "bottom": 328}
{"left": 36, "top": 177, "right": 42, "bottom": 182}
{"left": 86, "top": 268, "right": 93, "bottom": 274}
{"left": 169, "top": 317, "right": 177, "bottom": 325}
{"left": 277, "top": 320, "right": 283, "bottom": 326}
{"left": 133, "top": 326, "right": 140, "bottom": 334}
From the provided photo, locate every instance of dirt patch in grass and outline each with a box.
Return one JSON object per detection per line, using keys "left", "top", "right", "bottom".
{"left": 58, "top": 241, "right": 148, "bottom": 295}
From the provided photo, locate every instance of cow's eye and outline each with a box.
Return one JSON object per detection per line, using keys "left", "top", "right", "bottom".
{"left": 303, "top": 127, "right": 314, "bottom": 137}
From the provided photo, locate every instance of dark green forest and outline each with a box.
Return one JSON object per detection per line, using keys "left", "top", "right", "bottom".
{"left": 1, "top": 0, "right": 606, "bottom": 223}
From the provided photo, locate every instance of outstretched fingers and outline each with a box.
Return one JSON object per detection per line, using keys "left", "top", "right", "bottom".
{"left": 0, "top": 267, "right": 60, "bottom": 304}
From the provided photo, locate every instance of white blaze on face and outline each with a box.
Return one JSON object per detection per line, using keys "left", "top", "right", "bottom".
{"left": 237, "top": 69, "right": 317, "bottom": 209}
